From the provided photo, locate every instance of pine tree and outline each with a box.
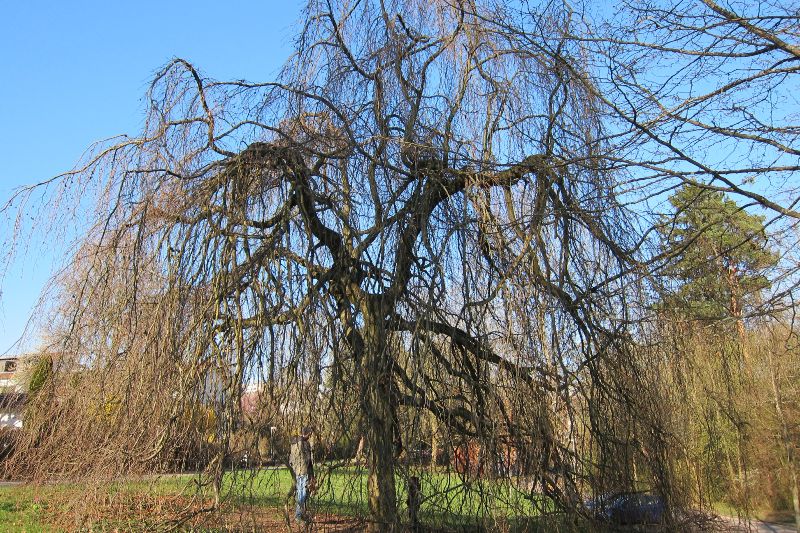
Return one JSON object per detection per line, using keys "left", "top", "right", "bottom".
{"left": 658, "top": 184, "right": 778, "bottom": 326}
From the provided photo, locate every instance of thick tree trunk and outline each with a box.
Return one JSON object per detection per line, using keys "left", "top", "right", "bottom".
{"left": 360, "top": 309, "right": 399, "bottom": 532}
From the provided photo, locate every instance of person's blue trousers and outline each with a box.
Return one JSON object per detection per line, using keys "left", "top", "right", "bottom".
{"left": 296, "top": 475, "right": 308, "bottom": 520}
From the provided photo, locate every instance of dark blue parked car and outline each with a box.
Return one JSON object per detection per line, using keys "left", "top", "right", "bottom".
{"left": 586, "top": 492, "right": 666, "bottom": 525}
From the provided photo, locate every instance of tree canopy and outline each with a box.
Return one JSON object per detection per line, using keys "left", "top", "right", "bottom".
{"left": 2, "top": 0, "right": 799, "bottom": 530}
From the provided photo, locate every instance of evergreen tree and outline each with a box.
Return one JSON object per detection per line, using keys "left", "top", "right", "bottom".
{"left": 658, "top": 184, "right": 778, "bottom": 324}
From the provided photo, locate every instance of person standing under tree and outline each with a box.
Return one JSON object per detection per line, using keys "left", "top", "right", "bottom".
{"left": 289, "top": 425, "right": 315, "bottom": 522}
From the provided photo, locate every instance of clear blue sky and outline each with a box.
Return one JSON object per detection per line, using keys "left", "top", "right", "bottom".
{"left": 0, "top": 1, "right": 302, "bottom": 354}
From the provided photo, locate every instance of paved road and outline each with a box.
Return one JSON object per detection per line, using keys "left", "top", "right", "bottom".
{"left": 723, "top": 516, "right": 797, "bottom": 533}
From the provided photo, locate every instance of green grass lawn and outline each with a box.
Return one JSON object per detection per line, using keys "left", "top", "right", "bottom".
{"left": 0, "top": 486, "right": 55, "bottom": 532}
{"left": 0, "top": 466, "right": 561, "bottom": 531}
{"left": 3, "top": 469, "right": 794, "bottom": 531}
{"left": 221, "top": 465, "right": 553, "bottom": 527}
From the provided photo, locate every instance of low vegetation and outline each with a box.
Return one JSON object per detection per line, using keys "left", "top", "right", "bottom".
{"left": 0, "top": 468, "right": 567, "bottom": 531}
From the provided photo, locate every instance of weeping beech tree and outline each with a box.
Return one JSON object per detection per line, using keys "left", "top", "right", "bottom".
{"left": 1, "top": 0, "right": 712, "bottom": 530}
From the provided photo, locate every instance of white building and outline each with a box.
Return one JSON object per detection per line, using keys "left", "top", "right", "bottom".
{"left": 0, "top": 355, "right": 29, "bottom": 429}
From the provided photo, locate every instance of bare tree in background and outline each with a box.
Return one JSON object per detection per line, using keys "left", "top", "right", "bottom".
{"left": 586, "top": 3, "right": 800, "bottom": 526}
{"left": 585, "top": 0, "right": 800, "bottom": 219}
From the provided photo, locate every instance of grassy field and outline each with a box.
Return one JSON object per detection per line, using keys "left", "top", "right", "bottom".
{"left": 0, "top": 466, "right": 564, "bottom": 531}
{"left": 0, "top": 485, "right": 55, "bottom": 532}
{"left": 222, "top": 465, "right": 553, "bottom": 527}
